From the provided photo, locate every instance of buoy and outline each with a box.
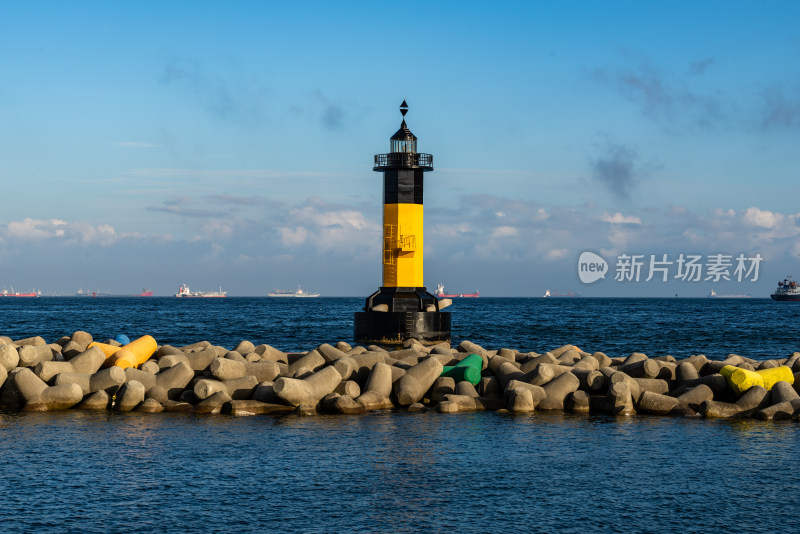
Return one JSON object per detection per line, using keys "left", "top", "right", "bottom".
{"left": 103, "top": 335, "right": 158, "bottom": 370}
{"left": 88, "top": 341, "right": 122, "bottom": 358}
{"left": 755, "top": 366, "right": 794, "bottom": 390}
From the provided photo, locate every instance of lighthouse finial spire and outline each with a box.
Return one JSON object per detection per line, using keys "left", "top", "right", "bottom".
{"left": 400, "top": 100, "right": 408, "bottom": 117}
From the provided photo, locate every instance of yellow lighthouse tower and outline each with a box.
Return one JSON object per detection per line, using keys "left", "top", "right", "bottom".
{"left": 353, "top": 101, "right": 451, "bottom": 346}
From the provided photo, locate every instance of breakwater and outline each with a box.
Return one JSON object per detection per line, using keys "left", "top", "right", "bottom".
{"left": 2, "top": 331, "right": 799, "bottom": 420}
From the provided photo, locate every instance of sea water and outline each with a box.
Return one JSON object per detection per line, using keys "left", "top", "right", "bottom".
{"left": 0, "top": 297, "right": 798, "bottom": 532}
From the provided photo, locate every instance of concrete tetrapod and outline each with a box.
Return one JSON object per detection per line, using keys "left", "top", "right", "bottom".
{"left": 455, "top": 381, "right": 480, "bottom": 397}
{"left": 504, "top": 380, "right": 546, "bottom": 407}
{"left": 321, "top": 393, "right": 367, "bottom": 415}
{"left": 393, "top": 357, "right": 444, "bottom": 407}
{"left": 194, "top": 379, "right": 228, "bottom": 401}
{"left": 54, "top": 367, "right": 126, "bottom": 396}
{"left": 138, "top": 398, "right": 164, "bottom": 413}
{"left": 355, "top": 362, "right": 394, "bottom": 410}
{"left": 617, "top": 359, "right": 661, "bottom": 379}
{"left": 158, "top": 354, "right": 191, "bottom": 370}
{"left": 571, "top": 368, "right": 605, "bottom": 392}
{"left": 755, "top": 398, "right": 800, "bottom": 420}
{"left": 700, "top": 385, "right": 770, "bottom": 418}
{"left": 676, "top": 361, "right": 700, "bottom": 381}
{"left": 524, "top": 363, "right": 557, "bottom": 387}
{"left": 11, "top": 368, "right": 83, "bottom": 411}
{"left": 195, "top": 391, "right": 233, "bottom": 414}
{"left": 507, "top": 388, "right": 535, "bottom": 413}
{"left": 636, "top": 391, "right": 681, "bottom": 415}
{"left": 35, "top": 346, "right": 107, "bottom": 382}
{"left": 675, "top": 384, "right": 714, "bottom": 408}
{"left": 566, "top": 390, "right": 591, "bottom": 413}
{"left": 538, "top": 372, "right": 580, "bottom": 411}
{"left": 607, "top": 382, "right": 635, "bottom": 415}
{"left": 148, "top": 361, "right": 195, "bottom": 402}
{"left": 209, "top": 358, "right": 247, "bottom": 381}
{"left": 333, "top": 352, "right": 384, "bottom": 382}
{"left": 18, "top": 345, "right": 54, "bottom": 368}
{"left": 124, "top": 368, "right": 157, "bottom": 392}
{"left": 274, "top": 365, "right": 342, "bottom": 407}
{"left": 77, "top": 390, "right": 111, "bottom": 410}
{"left": 334, "top": 380, "right": 361, "bottom": 398}
{"left": 287, "top": 350, "right": 326, "bottom": 378}
{"left": 223, "top": 376, "right": 259, "bottom": 400}
{"left": 769, "top": 381, "right": 799, "bottom": 405}
{"left": 429, "top": 377, "right": 455, "bottom": 404}
{"left": 491, "top": 361, "right": 524, "bottom": 389}
{"left": 184, "top": 349, "right": 218, "bottom": 372}
{"left": 115, "top": 380, "right": 146, "bottom": 411}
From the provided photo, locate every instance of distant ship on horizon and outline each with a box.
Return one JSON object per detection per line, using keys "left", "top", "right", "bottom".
{"left": 134, "top": 288, "right": 154, "bottom": 297}
{"left": 0, "top": 287, "right": 40, "bottom": 297}
{"left": 75, "top": 288, "right": 111, "bottom": 297}
{"left": 543, "top": 289, "right": 581, "bottom": 298}
{"left": 434, "top": 283, "right": 479, "bottom": 298}
{"left": 268, "top": 285, "right": 320, "bottom": 298}
{"left": 175, "top": 284, "right": 227, "bottom": 298}
{"left": 771, "top": 276, "right": 800, "bottom": 301}
{"left": 707, "top": 288, "right": 751, "bottom": 298}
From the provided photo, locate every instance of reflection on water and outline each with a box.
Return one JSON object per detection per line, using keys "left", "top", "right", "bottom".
{"left": 1, "top": 411, "right": 800, "bottom": 531}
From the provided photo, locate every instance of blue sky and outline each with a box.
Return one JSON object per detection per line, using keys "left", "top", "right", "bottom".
{"left": 0, "top": 1, "right": 798, "bottom": 296}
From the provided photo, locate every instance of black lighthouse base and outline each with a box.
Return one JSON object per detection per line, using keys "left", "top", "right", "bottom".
{"left": 353, "top": 286, "right": 451, "bottom": 346}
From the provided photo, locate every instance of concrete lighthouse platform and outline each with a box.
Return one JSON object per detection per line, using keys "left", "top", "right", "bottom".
{"left": 354, "top": 286, "right": 450, "bottom": 345}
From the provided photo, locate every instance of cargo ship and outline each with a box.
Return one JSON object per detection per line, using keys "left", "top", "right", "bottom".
{"left": 0, "top": 287, "right": 40, "bottom": 297}
{"left": 771, "top": 276, "right": 800, "bottom": 301}
{"left": 75, "top": 288, "right": 111, "bottom": 297}
{"left": 134, "top": 288, "right": 154, "bottom": 297}
{"left": 707, "top": 288, "right": 751, "bottom": 298}
{"left": 434, "top": 283, "right": 479, "bottom": 298}
{"left": 267, "top": 285, "right": 320, "bottom": 298}
{"left": 175, "top": 284, "right": 227, "bottom": 298}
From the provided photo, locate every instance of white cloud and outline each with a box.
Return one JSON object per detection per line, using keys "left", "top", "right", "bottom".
{"left": 199, "top": 219, "right": 236, "bottom": 239}
{"left": 279, "top": 226, "right": 309, "bottom": 246}
{"left": 490, "top": 226, "right": 519, "bottom": 238}
{"left": 743, "top": 207, "right": 783, "bottom": 228}
{"left": 429, "top": 223, "right": 471, "bottom": 238}
{"left": 600, "top": 212, "right": 642, "bottom": 225}
{"left": 546, "top": 248, "right": 568, "bottom": 260}
{"left": 3, "top": 218, "right": 121, "bottom": 246}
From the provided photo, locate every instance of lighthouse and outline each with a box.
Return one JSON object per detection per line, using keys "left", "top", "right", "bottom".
{"left": 353, "top": 101, "right": 451, "bottom": 346}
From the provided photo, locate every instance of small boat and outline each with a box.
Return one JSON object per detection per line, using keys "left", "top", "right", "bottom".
{"left": 267, "top": 285, "right": 320, "bottom": 298}
{"left": 771, "top": 276, "right": 800, "bottom": 301}
{"left": 0, "top": 287, "right": 40, "bottom": 297}
{"left": 175, "top": 283, "right": 227, "bottom": 298}
{"left": 434, "top": 283, "right": 479, "bottom": 298}
{"left": 134, "top": 288, "right": 154, "bottom": 297}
